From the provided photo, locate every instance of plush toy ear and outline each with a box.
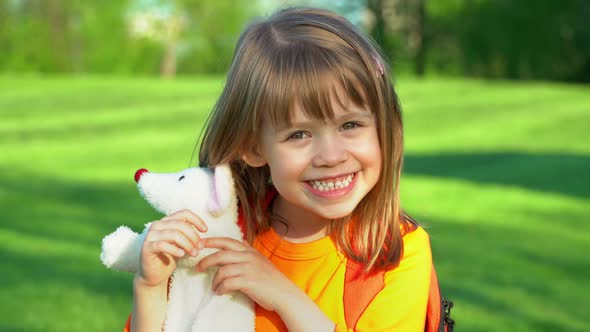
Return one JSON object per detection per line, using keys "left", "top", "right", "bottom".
{"left": 208, "top": 164, "right": 234, "bottom": 216}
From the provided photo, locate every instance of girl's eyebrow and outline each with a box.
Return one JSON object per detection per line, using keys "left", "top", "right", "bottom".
{"left": 337, "top": 111, "right": 374, "bottom": 122}
{"left": 322, "top": 110, "right": 375, "bottom": 125}
{"left": 278, "top": 111, "right": 374, "bottom": 131}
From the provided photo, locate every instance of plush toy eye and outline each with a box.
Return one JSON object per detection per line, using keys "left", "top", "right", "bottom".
{"left": 178, "top": 175, "right": 185, "bottom": 181}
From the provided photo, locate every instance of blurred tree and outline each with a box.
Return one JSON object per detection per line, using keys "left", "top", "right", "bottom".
{"left": 366, "top": 0, "right": 387, "bottom": 54}
{"left": 1, "top": 0, "right": 589, "bottom": 81}
{"left": 127, "top": 0, "right": 188, "bottom": 77}
{"left": 0, "top": 0, "right": 129, "bottom": 74}
{"left": 413, "top": 0, "right": 426, "bottom": 76}
{"left": 427, "top": 0, "right": 590, "bottom": 82}
{"left": 366, "top": 0, "right": 427, "bottom": 76}
{"left": 178, "top": 0, "right": 261, "bottom": 74}
{"left": 0, "top": 0, "right": 259, "bottom": 76}
{"left": 0, "top": 0, "right": 66, "bottom": 72}
{"left": 127, "top": 0, "right": 262, "bottom": 75}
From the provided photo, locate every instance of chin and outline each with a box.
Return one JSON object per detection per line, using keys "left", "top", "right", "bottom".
{"left": 314, "top": 204, "right": 357, "bottom": 220}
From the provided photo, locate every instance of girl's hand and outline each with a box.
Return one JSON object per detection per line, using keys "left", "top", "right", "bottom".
{"left": 136, "top": 209, "right": 208, "bottom": 288}
{"left": 196, "top": 237, "right": 295, "bottom": 312}
{"left": 197, "top": 237, "right": 336, "bottom": 331}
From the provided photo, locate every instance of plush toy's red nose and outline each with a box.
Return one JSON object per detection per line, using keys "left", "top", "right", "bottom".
{"left": 134, "top": 168, "right": 148, "bottom": 183}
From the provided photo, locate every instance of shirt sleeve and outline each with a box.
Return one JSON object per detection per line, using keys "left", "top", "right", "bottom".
{"left": 355, "top": 227, "right": 432, "bottom": 331}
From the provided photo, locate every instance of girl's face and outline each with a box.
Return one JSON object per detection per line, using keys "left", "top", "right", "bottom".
{"left": 246, "top": 90, "right": 382, "bottom": 225}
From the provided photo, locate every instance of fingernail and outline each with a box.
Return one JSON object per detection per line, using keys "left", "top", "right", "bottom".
{"left": 191, "top": 249, "right": 199, "bottom": 256}
{"left": 178, "top": 249, "right": 185, "bottom": 257}
{"left": 197, "top": 241, "right": 204, "bottom": 250}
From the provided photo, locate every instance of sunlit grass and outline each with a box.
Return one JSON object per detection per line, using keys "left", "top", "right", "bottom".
{"left": 0, "top": 74, "right": 588, "bottom": 331}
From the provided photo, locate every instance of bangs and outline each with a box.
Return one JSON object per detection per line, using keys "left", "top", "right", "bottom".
{"left": 258, "top": 41, "right": 375, "bottom": 128}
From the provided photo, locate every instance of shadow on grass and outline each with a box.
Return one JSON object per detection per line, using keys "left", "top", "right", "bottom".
{"left": 424, "top": 216, "right": 588, "bottom": 332}
{"left": 0, "top": 167, "right": 159, "bottom": 247}
{"left": 0, "top": 247, "right": 131, "bottom": 298}
{"left": 0, "top": 169, "right": 152, "bottom": 306}
{"left": 0, "top": 326, "right": 36, "bottom": 332}
{"left": 405, "top": 151, "right": 590, "bottom": 199}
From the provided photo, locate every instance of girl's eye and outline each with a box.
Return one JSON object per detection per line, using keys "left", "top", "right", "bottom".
{"left": 287, "top": 131, "right": 309, "bottom": 140}
{"left": 341, "top": 121, "right": 361, "bottom": 130}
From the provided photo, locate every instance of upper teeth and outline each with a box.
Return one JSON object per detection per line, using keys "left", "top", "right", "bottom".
{"left": 309, "top": 174, "right": 354, "bottom": 191}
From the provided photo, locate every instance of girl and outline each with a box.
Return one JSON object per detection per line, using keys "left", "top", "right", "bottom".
{"left": 129, "top": 7, "right": 432, "bottom": 332}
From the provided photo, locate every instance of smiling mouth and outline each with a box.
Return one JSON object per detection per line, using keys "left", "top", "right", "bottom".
{"left": 307, "top": 173, "right": 356, "bottom": 192}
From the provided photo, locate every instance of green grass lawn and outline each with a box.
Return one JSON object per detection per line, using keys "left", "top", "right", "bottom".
{"left": 1, "top": 74, "right": 588, "bottom": 331}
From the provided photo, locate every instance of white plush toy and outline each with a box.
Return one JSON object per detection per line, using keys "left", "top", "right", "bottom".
{"left": 100, "top": 165, "right": 255, "bottom": 332}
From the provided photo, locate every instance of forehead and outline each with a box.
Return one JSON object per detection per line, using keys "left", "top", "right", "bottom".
{"left": 267, "top": 79, "right": 370, "bottom": 129}
{"left": 292, "top": 90, "right": 368, "bottom": 123}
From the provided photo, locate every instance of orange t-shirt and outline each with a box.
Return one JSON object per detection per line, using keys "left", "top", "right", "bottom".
{"left": 124, "top": 225, "right": 431, "bottom": 331}
{"left": 252, "top": 226, "right": 432, "bottom": 332}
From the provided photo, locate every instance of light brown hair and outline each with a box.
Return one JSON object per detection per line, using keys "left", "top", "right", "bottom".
{"left": 199, "top": 7, "right": 414, "bottom": 272}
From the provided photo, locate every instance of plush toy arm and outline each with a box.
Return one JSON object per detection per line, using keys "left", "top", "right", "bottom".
{"left": 100, "top": 225, "right": 148, "bottom": 273}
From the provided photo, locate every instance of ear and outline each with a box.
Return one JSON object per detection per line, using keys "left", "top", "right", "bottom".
{"left": 242, "top": 146, "right": 267, "bottom": 168}
{"left": 208, "top": 164, "right": 235, "bottom": 216}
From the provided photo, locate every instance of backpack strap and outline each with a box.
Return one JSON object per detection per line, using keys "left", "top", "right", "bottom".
{"left": 343, "top": 259, "right": 450, "bottom": 332}
{"left": 343, "top": 259, "right": 385, "bottom": 328}
{"left": 424, "top": 264, "right": 445, "bottom": 332}
{"left": 429, "top": 265, "right": 455, "bottom": 332}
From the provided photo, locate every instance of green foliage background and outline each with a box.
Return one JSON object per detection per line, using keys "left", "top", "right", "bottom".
{"left": 1, "top": 0, "right": 589, "bottom": 81}
{"left": 426, "top": 0, "right": 590, "bottom": 81}
{"left": 0, "top": 0, "right": 260, "bottom": 75}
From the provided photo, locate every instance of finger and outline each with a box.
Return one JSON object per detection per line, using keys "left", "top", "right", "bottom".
{"left": 163, "top": 209, "right": 208, "bottom": 232}
{"left": 202, "top": 237, "right": 248, "bottom": 252}
{"left": 211, "top": 264, "right": 245, "bottom": 291}
{"left": 148, "top": 240, "right": 186, "bottom": 258}
{"left": 148, "top": 229, "right": 199, "bottom": 256}
{"left": 150, "top": 219, "right": 203, "bottom": 249}
{"left": 197, "top": 249, "right": 250, "bottom": 272}
{"left": 215, "top": 276, "right": 248, "bottom": 295}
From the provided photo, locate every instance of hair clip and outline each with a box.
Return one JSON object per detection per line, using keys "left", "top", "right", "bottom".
{"left": 373, "top": 56, "right": 384, "bottom": 76}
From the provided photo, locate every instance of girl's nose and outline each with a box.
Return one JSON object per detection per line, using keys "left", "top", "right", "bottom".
{"left": 134, "top": 168, "right": 149, "bottom": 182}
{"left": 312, "top": 137, "right": 348, "bottom": 167}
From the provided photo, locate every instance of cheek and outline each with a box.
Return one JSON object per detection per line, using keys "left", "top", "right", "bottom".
{"left": 266, "top": 145, "right": 308, "bottom": 171}
{"left": 363, "top": 139, "right": 383, "bottom": 185}
{"left": 268, "top": 157, "right": 302, "bottom": 183}
{"left": 265, "top": 151, "right": 289, "bottom": 181}
{"left": 359, "top": 133, "right": 382, "bottom": 165}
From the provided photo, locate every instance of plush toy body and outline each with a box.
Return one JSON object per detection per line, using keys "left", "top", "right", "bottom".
{"left": 100, "top": 165, "right": 255, "bottom": 332}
